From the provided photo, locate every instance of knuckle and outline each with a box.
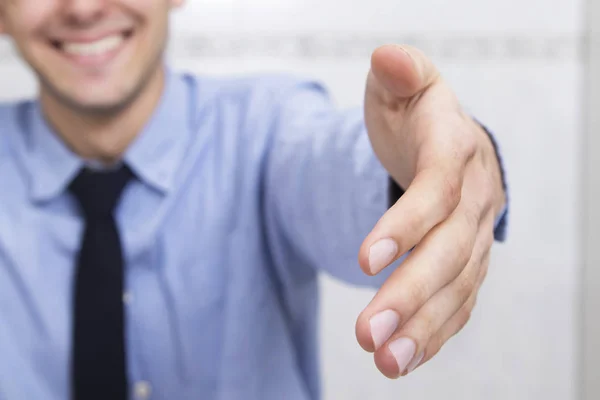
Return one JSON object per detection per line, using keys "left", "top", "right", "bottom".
{"left": 449, "top": 112, "right": 478, "bottom": 158}
{"left": 478, "top": 174, "right": 496, "bottom": 213}
{"left": 440, "top": 174, "right": 462, "bottom": 212}
{"left": 457, "top": 130, "right": 478, "bottom": 160}
{"left": 465, "top": 164, "right": 494, "bottom": 211}
{"left": 464, "top": 135, "right": 478, "bottom": 158}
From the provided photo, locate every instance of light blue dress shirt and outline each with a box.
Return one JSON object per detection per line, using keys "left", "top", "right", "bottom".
{"left": 0, "top": 68, "right": 508, "bottom": 400}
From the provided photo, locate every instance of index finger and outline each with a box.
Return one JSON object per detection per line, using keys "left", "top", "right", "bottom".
{"left": 359, "top": 119, "right": 476, "bottom": 275}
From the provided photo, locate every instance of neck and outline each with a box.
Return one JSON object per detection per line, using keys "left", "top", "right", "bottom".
{"left": 40, "top": 66, "right": 166, "bottom": 165}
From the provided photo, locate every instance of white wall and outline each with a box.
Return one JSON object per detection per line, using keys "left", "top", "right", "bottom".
{"left": 0, "top": 1, "right": 585, "bottom": 399}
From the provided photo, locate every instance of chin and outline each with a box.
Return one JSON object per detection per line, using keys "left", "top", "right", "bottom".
{"left": 78, "top": 94, "right": 139, "bottom": 115}
{"left": 42, "top": 75, "right": 142, "bottom": 115}
{"left": 52, "top": 89, "right": 135, "bottom": 115}
{"left": 38, "top": 53, "right": 163, "bottom": 116}
{"left": 76, "top": 100, "right": 130, "bottom": 114}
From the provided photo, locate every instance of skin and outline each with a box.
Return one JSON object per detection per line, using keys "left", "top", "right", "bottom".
{"left": 0, "top": 0, "right": 183, "bottom": 163}
{"left": 0, "top": 0, "right": 506, "bottom": 380}
{"left": 357, "top": 45, "right": 506, "bottom": 377}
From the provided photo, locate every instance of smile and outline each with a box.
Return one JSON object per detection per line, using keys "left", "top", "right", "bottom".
{"left": 51, "top": 30, "right": 133, "bottom": 66}
{"left": 63, "top": 34, "right": 124, "bottom": 56}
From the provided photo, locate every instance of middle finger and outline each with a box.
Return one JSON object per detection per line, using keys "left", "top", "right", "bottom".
{"left": 355, "top": 199, "right": 481, "bottom": 353}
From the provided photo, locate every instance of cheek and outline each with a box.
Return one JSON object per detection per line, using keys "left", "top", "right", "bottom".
{"left": 118, "top": 0, "right": 170, "bottom": 14}
{"left": 5, "top": 1, "right": 55, "bottom": 41}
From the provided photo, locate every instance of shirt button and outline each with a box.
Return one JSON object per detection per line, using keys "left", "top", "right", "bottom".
{"left": 123, "top": 291, "right": 133, "bottom": 305}
{"left": 134, "top": 381, "right": 152, "bottom": 399}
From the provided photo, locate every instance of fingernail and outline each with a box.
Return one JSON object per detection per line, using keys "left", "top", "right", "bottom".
{"left": 368, "top": 238, "right": 398, "bottom": 274}
{"left": 406, "top": 350, "right": 424, "bottom": 373}
{"left": 369, "top": 310, "right": 400, "bottom": 350}
{"left": 388, "top": 337, "right": 416, "bottom": 375}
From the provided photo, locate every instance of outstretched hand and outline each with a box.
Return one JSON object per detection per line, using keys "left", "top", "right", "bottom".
{"left": 355, "top": 44, "right": 506, "bottom": 378}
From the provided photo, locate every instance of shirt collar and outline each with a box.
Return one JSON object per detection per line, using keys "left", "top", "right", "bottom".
{"left": 28, "top": 103, "right": 83, "bottom": 202}
{"left": 27, "top": 67, "right": 191, "bottom": 202}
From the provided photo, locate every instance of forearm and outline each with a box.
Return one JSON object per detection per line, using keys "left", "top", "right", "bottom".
{"left": 264, "top": 82, "right": 399, "bottom": 286}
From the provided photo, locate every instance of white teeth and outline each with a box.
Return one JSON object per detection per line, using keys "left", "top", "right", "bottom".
{"left": 62, "top": 34, "right": 124, "bottom": 56}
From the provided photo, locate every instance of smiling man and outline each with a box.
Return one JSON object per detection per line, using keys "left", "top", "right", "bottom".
{"left": 0, "top": 1, "right": 508, "bottom": 400}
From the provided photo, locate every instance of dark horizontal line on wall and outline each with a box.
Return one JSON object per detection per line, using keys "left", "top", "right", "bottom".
{"left": 167, "top": 32, "right": 587, "bottom": 62}
{"left": 0, "top": 33, "right": 588, "bottom": 64}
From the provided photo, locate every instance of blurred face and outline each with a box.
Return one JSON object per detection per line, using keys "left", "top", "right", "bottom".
{"left": 0, "top": 0, "right": 182, "bottom": 114}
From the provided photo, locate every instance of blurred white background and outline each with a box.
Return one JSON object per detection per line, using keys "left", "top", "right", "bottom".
{"left": 0, "top": 0, "right": 586, "bottom": 399}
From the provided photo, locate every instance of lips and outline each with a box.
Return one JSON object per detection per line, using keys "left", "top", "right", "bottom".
{"left": 50, "top": 30, "right": 133, "bottom": 65}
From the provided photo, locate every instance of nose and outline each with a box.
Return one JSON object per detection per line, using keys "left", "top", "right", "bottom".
{"left": 64, "top": 0, "right": 108, "bottom": 26}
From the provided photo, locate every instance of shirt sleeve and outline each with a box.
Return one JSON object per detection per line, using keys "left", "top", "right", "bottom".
{"left": 478, "top": 122, "right": 510, "bottom": 242}
{"left": 263, "top": 79, "right": 510, "bottom": 289}
{"left": 263, "top": 80, "right": 399, "bottom": 288}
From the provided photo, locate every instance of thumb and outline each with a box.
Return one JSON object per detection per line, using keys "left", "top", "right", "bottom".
{"left": 370, "top": 44, "right": 440, "bottom": 99}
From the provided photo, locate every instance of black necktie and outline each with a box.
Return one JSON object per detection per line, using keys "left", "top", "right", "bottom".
{"left": 69, "top": 165, "right": 134, "bottom": 400}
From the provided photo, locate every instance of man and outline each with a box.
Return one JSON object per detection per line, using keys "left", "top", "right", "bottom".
{"left": 0, "top": 0, "right": 508, "bottom": 399}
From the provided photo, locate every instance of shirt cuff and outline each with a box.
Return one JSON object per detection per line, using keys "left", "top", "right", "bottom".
{"left": 387, "top": 121, "right": 509, "bottom": 243}
{"left": 478, "top": 121, "right": 509, "bottom": 242}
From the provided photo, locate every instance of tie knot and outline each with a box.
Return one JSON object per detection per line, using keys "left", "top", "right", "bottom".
{"left": 69, "top": 165, "right": 134, "bottom": 219}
